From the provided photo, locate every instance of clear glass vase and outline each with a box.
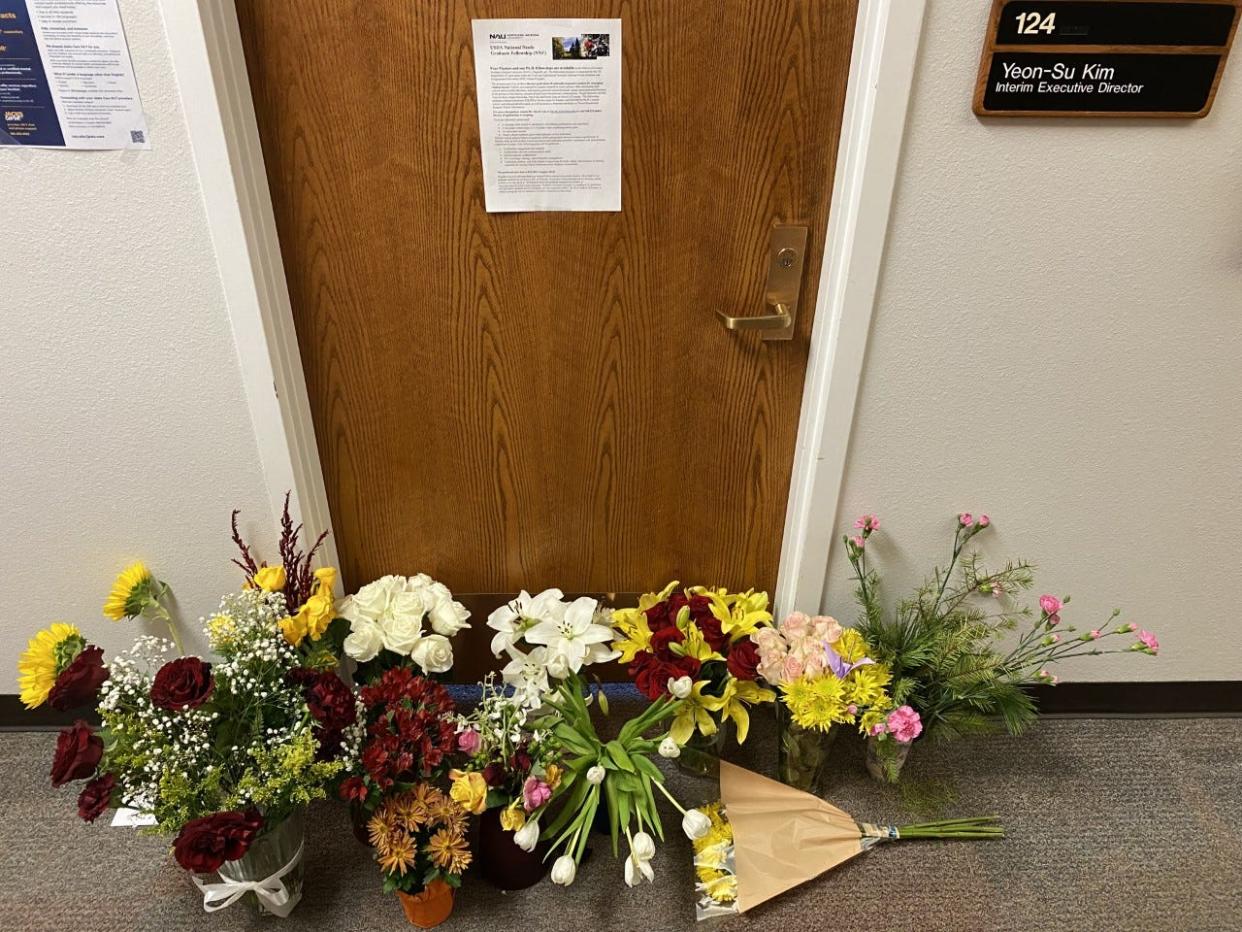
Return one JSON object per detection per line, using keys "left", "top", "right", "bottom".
{"left": 215, "top": 806, "right": 307, "bottom": 917}
{"left": 865, "top": 735, "right": 912, "bottom": 784}
{"left": 776, "top": 702, "right": 837, "bottom": 792}
{"left": 676, "top": 723, "right": 728, "bottom": 778}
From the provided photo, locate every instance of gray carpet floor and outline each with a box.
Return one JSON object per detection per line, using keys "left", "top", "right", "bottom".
{"left": 2, "top": 714, "right": 1240, "bottom": 931}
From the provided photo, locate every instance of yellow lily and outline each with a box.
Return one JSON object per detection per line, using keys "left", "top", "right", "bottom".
{"left": 701, "top": 679, "right": 776, "bottom": 744}
{"left": 703, "top": 588, "right": 773, "bottom": 642}
{"left": 670, "top": 622, "right": 724, "bottom": 663}
{"left": 669, "top": 680, "right": 720, "bottom": 745}
{"left": 611, "top": 607, "right": 653, "bottom": 663}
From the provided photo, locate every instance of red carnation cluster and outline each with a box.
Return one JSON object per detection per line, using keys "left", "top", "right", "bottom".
{"left": 172, "top": 809, "right": 264, "bottom": 873}
{"left": 358, "top": 667, "right": 457, "bottom": 790}
{"left": 287, "top": 667, "right": 357, "bottom": 760}
{"left": 628, "top": 591, "right": 760, "bottom": 700}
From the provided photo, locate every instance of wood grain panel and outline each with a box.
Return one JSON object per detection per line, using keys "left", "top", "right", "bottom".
{"left": 235, "top": 2, "right": 858, "bottom": 657}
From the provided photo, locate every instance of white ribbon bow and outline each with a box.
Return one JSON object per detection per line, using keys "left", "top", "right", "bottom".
{"left": 192, "top": 841, "right": 305, "bottom": 918}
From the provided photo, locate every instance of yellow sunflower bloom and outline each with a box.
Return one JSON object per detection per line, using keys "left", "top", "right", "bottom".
{"left": 103, "top": 562, "right": 156, "bottom": 620}
{"left": 18, "top": 623, "right": 83, "bottom": 709}
{"left": 701, "top": 678, "right": 775, "bottom": 744}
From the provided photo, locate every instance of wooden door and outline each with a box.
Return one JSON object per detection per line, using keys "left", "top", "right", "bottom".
{"left": 236, "top": 1, "right": 858, "bottom": 676}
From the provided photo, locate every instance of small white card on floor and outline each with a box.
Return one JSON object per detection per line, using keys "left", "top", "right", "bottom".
{"left": 471, "top": 19, "right": 621, "bottom": 212}
{"left": 111, "top": 806, "right": 157, "bottom": 827}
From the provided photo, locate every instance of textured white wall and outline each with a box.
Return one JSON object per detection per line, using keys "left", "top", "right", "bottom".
{"left": 2, "top": 0, "right": 275, "bottom": 684}
{"left": 821, "top": 1, "right": 1242, "bottom": 681}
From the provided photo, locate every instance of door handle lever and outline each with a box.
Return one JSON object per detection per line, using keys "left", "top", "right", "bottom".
{"left": 716, "top": 224, "right": 808, "bottom": 342}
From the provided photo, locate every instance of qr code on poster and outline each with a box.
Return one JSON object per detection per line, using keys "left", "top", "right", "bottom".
{"left": 130, "top": 129, "right": 145, "bottom": 144}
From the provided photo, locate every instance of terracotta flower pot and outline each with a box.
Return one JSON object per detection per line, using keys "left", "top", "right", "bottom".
{"left": 397, "top": 879, "right": 454, "bottom": 928}
{"left": 476, "top": 807, "right": 548, "bottom": 889}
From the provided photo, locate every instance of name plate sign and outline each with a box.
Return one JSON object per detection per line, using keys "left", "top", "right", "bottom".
{"left": 974, "top": 0, "right": 1241, "bottom": 117}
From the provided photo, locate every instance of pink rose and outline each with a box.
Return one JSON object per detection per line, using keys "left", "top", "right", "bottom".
{"left": 781, "top": 655, "right": 806, "bottom": 683}
{"left": 802, "top": 653, "right": 824, "bottom": 678}
{"left": 522, "top": 777, "right": 552, "bottom": 812}
{"left": 810, "top": 615, "right": 843, "bottom": 644}
{"left": 781, "top": 613, "right": 810, "bottom": 639}
{"left": 885, "top": 705, "right": 922, "bottom": 744}
{"left": 1138, "top": 630, "right": 1159, "bottom": 654}
{"left": 456, "top": 727, "right": 481, "bottom": 755}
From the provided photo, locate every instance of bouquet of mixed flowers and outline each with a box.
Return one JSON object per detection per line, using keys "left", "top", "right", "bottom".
{"left": 612, "top": 582, "right": 776, "bottom": 761}
{"left": 848, "top": 512, "right": 1160, "bottom": 756}
{"left": 338, "top": 573, "right": 472, "bottom": 679}
{"left": 751, "top": 612, "right": 898, "bottom": 789}
{"left": 366, "top": 783, "right": 472, "bottom": 926}
{"left": 690, "top": 762, "right": 1002, "bottom": 919}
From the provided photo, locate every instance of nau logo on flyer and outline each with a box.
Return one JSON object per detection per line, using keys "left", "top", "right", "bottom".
{"left": 5, "top": 111, "right": 23, "bottom": 121}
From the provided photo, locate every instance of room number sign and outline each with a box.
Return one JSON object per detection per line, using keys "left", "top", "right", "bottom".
{"left": 974, "top": 0, "right": 1241, "bottom": 117}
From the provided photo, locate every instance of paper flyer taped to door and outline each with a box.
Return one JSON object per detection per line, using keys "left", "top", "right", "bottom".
{"left": 0, "top": 0, "right": 149, "bottom": 149}
{"left": 471, "top": 19, "right": 621, "bottom": 212}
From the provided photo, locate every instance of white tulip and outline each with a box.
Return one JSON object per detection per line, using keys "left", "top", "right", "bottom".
{"left": 513, "top": 819, "right": 540, "bottom": 852}
{"left": 624, "top": 853, "right": 654, "bottom": 886}
{"left": 342, "top": 618, "right": 384, "bottom": 662}
{"left": 681, "top": 808, "right": 712, "bottom": 840}
{"left": 631, "top": 831, "right": 655, "bottom": 860}
{"left": 550, "top": 854, "right": 577, "bottom": 886}
{"left": 658, "top": 737, "right": 681, "bottom": 759}
{"left": 668, "top": 676, "right": 693, "bottom": 699}
{"left": 586, "top": 765, "right": 606, "bottom": 785}
{"left": 410, "top": 633, "right": 454, "bottom": 674}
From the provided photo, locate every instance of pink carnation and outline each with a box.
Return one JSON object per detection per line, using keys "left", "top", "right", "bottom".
{"left": 850, "top": 535, "right": 866, "bottom": 549}
{"left": 1039, "top": 595, "right": 1062, "bottom": 616}
{"left": 522, "top": 777, "right": 552, "bottom": 812}
{"left": 1138, "top": 630, "right": 1159, "bottom": 654}
{"left": 978, "top": 514, "right": 990, "bottom": 527}
{"left": 853, "top": 514, "right": 880, "bottom": 532}
{"left": 885, "top": 705, "right": 922, "bottom": 744}
{"left": 1089, "top": 629, "right": 1101, "bottom": 640}
{"left": 869, "top": 722, "right": 887, "bottom": 737}
{"left": 959, "top": 513, "right": 973, "bottom": 527}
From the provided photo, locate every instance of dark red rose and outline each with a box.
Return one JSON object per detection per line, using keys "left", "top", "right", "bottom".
{"left": 630, "top": 652, "right": 701, "bottom": 701}
{"left": 644, "top": 599, "right": 675, "bottom": 632}
{"left": 339, "top": 776, "right": 368, "bottom": 803}
{"left": 482, "top": 762, "right": 508, "bottom": 787}
{"left": 726, "top": 639, "right": 761, "bottom": 681}
{"left": 650, "top": 625, "right": 686, "bottom": 660}
{"left": 48, "top": 646, "right": 109, "bottom": 712}
{"left": 284, "top": 667, "right": 319, "bottom": 689}
{"left": 306, "top": 672, "right": 356, "bottom": 731}
{"left": 77, "top": 772, "right": 116, "bottom": 822}
{"left": 50, "top": 720, "right": 103, "bottom": 787}
{"left": 150, "top": 657, "right": 214, "bottom": 711}
{"left": 173, "top": 809, "right": 264, "bottom": 873}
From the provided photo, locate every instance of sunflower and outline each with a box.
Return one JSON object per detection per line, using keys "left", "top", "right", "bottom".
{"left": 425, "top": 827, "right": 471, "bottom": 874}
{"left": 377, "top": 834, "right": 417, "bottom": 876}
{"left": 102, "top": 562, "right": 157, "bottom": 620}
{"left": 18, "top": 623, "right": 83, "bottom": 709}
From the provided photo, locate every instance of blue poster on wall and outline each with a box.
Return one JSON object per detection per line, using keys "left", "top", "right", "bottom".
{"left": 0, "top": 0, "right": 148, "bottom": 149}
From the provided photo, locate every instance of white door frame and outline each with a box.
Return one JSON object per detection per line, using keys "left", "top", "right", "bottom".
{"left": 162, "top": 0, "right": 925, "bottom": 605}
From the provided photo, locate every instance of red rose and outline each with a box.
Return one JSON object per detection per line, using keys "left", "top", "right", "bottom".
{"left": 305, "top": 672, "right": 356, "bottom": 731}
{"left": 726, "top": 639, "right": 761, "bottom": 681}
{"left": 482, "top": 762, "right": 508, "bottom": 787}
{"left": 150, "top": 657, "right": 214, "bottom": 711}
{"left": 77, "top": 772, "right": 116, "bottom": 822}
{"left": 50, "top": 720, "right": 103, "bottom": 787}
{"left": 48, "top": 646, "right": 109, "bottom": 712}
{"left": 630, "top": 652, "right": 701, "bottom": 701}
{"left": 172, "top": 809, "right": 264, "bottom": 873}
{"left": 650, "top": 625, "right": 685, "bottom": 659}
{"left": 644, "top": 599, "right": 675, "bottom": 632}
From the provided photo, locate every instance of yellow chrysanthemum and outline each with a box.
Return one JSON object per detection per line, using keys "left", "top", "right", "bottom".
{"left": 831, "top": 627, "right": 869, "bottom": 663}
{"left": 103, "top": 562, "right": 155, "bottom": 620}
{"left": 783, "top": 675, "right": 850, "bottom": 732}
{"left": 843, "top": 662, "right": 892, "bottom": 709}
{"left": 425, "top": 827, "right": 472, "bottom": 875}
{"left": 378, "top": 834, "right": 417, "bottom": 876}
{"left": 17, "top": 623, "right": 83, "bottom": 709}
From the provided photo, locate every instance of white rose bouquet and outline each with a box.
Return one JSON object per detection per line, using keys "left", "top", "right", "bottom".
{"left": 339, "top": 574, "right": 471, "bottom": 681}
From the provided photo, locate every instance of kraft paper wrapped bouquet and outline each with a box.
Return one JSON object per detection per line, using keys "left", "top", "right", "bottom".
{"left": 690, "top": 762, "right": 1002, "bottom": 919}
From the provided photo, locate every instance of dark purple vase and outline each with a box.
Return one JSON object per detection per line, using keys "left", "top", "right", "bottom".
{"left": 476, "top": 807, "right": 548, "bottom": 890}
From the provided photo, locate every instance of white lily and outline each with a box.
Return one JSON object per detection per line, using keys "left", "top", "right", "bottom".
{"left": 525, "top": 596, "right": 615, "bottom": 675}
{"left": 500, "top": 645, "right": 552, "bottom": 707}
{"left": 487, "top": 588, "right": 565, "bottom": 656}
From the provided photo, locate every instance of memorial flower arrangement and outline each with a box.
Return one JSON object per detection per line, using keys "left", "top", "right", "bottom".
{"left": 847, "top": 512, "right": 1160, "bottom": 757}
{"left": 611, "top": 582, "right": 776, "bottom": 754}
{"left": 367, "top": 784, "right": 472, "bottom": 927}
{"left": 339, "top": 573, "right": 472, "bottom": 680}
